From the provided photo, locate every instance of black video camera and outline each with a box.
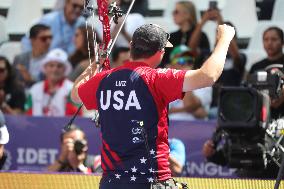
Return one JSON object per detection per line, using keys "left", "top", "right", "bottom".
{"left": 247, "top": 70, "right": 283, "bottom": 99}
{"left": 215, "top": 68, "right": 284, "bottom": 169}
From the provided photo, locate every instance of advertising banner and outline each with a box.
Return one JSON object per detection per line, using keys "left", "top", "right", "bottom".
{"left": 3, "top": 115, "right": 235, "bottom": 177}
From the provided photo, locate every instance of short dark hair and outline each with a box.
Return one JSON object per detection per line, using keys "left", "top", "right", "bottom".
{"left": 29, "top": 24, "right": 50, "bottom": 39}
{"left": 112, "top": 47, "right": 130, "bottom": 62}
{"left": 130, "top": 45, "right": 156, "bottom": 60}
{"left": 60, "top": 124, "right": 84, "bottom": 143}
{"left": 263, "top": 26, "right": 284, "bottom": 43}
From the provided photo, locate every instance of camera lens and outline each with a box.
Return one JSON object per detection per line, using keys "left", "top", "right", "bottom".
{"left": 74, "top": 139, "right": 87, "bottom": 155}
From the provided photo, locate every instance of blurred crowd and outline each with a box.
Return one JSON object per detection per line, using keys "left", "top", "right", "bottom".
{"left": 0, "top": 0, "right": 283, "bottom": 177}
{"left": 0, "top": 0, "right": 282, "bottom": 121}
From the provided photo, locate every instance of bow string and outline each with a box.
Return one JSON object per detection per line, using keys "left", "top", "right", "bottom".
{"left": 63, "top": 0, "right": 135, "bottom": 131}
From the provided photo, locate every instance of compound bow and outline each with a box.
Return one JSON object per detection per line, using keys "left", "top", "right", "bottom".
{"left": 64, "top": 0, "right": 135, "bottom": 131}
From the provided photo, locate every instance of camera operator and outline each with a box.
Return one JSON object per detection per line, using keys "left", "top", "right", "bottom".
{"left": 200, "top": 27, "right": 284, "bottom": 179}
{"left": 202, "top": 137, "right": 227, "bottom": 167}
{"left": 202, "top": 130, "right": 279, "bottom": 178}
{"left": 249, "top": 26, "right": 284, "bottom": 119}
{"left": 47, "top": 125, "right": 102, "bottom": 174}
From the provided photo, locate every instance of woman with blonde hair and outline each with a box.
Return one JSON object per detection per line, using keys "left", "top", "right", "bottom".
{"left": 161, "top": 1, "right": 210, "bottom": 68}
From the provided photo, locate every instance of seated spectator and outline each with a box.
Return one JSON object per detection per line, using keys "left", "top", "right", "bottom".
{"left": 25, "top": 48, "right": 79, "bottom": 116}
{"left": 209, "top": 21, "right": 246, "bottom": 119}
{"left": 0, "top": 110, "right": 9, "bottom": 170}
{"left": 168, "top": 45, "right": 212, "bottom": 121}
{"left": 13, "top": 24, "right": 52, "bottom": 88}
{"left": 169, "top": 138, "right": 186, "bottom": 177}
{"left": 47, "top": 124, "right": 101, "bottom": 174}
{"left": 22, "top": 0, "right": 85, "bottom": 54}
{"left": 111, "top": 47, "right": 130, "bottom": 68}
{"left": 69, "top": 25, "right": 100, "bottom": 68}
{"left": 0, "top": 57, "right": 26, "bottom": 115}
{"left": 249, "top": 26, "right": 284, "bottom": 119}
{"left": 68, "top": 25, "right": 100, "bottom": 82}
{"left": 249, "top": 27, "right": 284, "bottom": 73}
{"left": 188, "top": 3, "right": 221, "bottom": 55}
{"left": 161, "top": 1, "right": 210, "bottom": 68}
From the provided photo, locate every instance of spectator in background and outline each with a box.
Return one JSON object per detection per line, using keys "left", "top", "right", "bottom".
{"left": 25, "top": 48, "right": 79, "bottom": 117}
{"left": 48, "top": 125, "right": 102, "bottom": 174}
{"left": 168, "top": 45, "right": 212, "bottom": 121}
{"left": 169, "top": 138, "right": 186, "bottom": 177}
{"left": 68, "top": 25, "right": 100, "bottom": 82}
{"left": 249, "top": 27, "right": 284, "bottom": 73}
{"left": 208, "top": 20, "right": 246, "bottom": 119}
{"left": 161, "top": 1, "right": 210, "bottom": 68}
{"left": 14, "top": 24, "right": 52, "bottom": 88}
{"left": 69, "top": 25, "right": 100, "bottom": 69}
{"left": 22, "top": 0, "right": 85, "bottom": 54}
{"left": 249, "top": 26, "right": 284, "bottom": 119}
{"left": 0, "top": 110, "right": 9, "bottom": 170}
{"left": 0, "top": 57, "right": 26, "bottom": 115}
{"left": 111, "top": 47, "right": 130, "bottom": 68}
{"left": 188, "top": 3, "right": 221, "bottom": 55}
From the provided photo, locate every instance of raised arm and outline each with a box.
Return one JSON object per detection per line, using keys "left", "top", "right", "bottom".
{"left": 188, "top": 10, "right": 212, "bottom": 51}
{"left": 183, "top": 24, "right": 235, "bottom": 92}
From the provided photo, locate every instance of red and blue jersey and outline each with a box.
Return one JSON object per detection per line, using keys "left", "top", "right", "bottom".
{"left": 78, "top": 61, "right": 186, "bottom": 183}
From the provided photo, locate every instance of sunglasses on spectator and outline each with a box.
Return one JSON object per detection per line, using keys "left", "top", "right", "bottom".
{"left": 38, "top": 35, "right": 53, "bottom": 42}
{"left": 72, "top": 3, "right": 84, "bottom": 11}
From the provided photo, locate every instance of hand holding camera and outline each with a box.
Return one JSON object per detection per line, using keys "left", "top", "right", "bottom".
{"left": 201, "top": 1, "right": 223, "bottom": 26}
{"left": 58, "top": 138, "right": 88, "bottom": 164}
{"left": 58, "top": 138, "right": 74, "bottom": 163}
{"left": 202, "top": 140, "right": 216, "bottom": 158}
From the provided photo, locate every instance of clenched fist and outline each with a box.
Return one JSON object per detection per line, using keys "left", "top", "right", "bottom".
{"left": 216, "top": 24, "right": 235, "bottom": 43}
